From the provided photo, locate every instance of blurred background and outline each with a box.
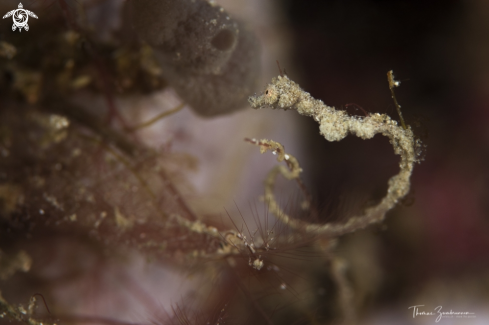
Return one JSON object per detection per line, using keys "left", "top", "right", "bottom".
{"left": 280, "top": 0, "right": 489, "bottom": 323}
{"left": 1, "top": 0, "right": 489, "bottom": 324}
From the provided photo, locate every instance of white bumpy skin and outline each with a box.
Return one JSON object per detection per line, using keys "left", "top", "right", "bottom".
{"left": 248, "top": 75, "right": 421, "bottom": 236}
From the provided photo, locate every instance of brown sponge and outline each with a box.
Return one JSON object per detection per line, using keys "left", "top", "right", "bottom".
{"left": 131, "top": 0, "right": 261, "bottom": 117}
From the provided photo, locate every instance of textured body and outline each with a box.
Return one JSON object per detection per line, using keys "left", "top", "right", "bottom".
{"left": 249, "top": 75, "right": 421, "bottom": 236}
{"left": 131, "top": 0, "right": 260, "bottom": 116}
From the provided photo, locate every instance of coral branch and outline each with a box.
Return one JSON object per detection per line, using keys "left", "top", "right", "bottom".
{"left": 0, "top": 292, "right": 47, "bottom": 325}
{"left": 245, "top": 138, "right": 311, "bottom": 211}
{"left": 387, "top": 70, "right": 407, "bottom": 130}
{"left": 127, "top": 103, "right": 185, "bottom": 132}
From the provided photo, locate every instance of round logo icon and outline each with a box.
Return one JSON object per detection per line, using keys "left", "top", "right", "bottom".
{"left": 3, "top": 3, "right": 38, "bottom": 32}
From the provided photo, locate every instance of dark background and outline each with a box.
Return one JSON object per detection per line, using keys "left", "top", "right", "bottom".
{"left": 281, "top": 0, "right": 489, "bottom": 311}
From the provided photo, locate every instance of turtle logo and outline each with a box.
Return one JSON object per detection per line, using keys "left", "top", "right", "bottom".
{"left": 3, "top": 3, "right": 38, "bottom": 32}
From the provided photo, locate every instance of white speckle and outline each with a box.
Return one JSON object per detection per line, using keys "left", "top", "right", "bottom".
{"left": 49, "top": 115, "right": 70, "bottom": 130}
{"left": 284, "top": 154, "right": 290, "bottom": 160}
{"left": 280, "top": 283, "right": 287, "bottom": 290}
{"left": 72, "top": 148, "right": 81, "bottom": 157}
{"left": 39, "top": 209, "right": 44, "bottom": 215}
{"left": 252, "top": 258, "right": 264, "bottom": 270}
